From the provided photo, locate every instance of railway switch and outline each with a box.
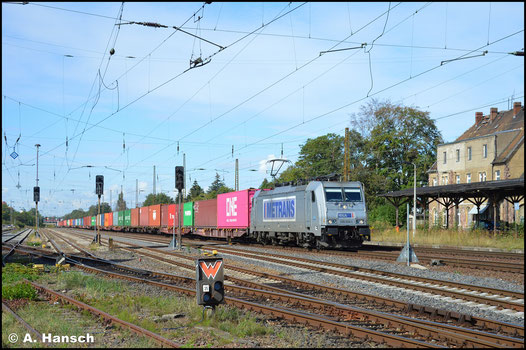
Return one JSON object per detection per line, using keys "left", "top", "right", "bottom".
{"left": 196, "top": 257, "right": 224, "bottom": 307}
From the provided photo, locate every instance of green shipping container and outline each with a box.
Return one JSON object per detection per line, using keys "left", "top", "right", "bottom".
{"left": 91, "top": 216, "right": 96, "bottom": 226}
{"left": 124, "top": 209, "right": 131, "bottom": 226}
{"left": 183, "top": 202, "right": 194, "bottom": 226}
{"left": 118, "top": 211, "right": 124, "bottom": 226}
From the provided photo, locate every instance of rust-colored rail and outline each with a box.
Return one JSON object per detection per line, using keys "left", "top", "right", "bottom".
{"left": 64, "top": 228, "right": 525, "bottom": 338}
{"left": 201, "top": 246, "right": 524, "bottom": 312}
{"left": 28, "top": 281, "right": 180, "bottom": 348}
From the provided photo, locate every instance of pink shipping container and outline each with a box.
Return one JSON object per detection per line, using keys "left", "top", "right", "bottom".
{"left": 161, "top": 204, "right": 169, "bottom": 226}
{"left": 139, "top": 207, "right": 148, "bottom": 226}
{"left": 131, "top": 208, "right": 139, "bottom": 227}
{"left": 194, "top": 199, "right": 217, "bottom": 228}
{"left": 148, "top": 204, "right": 161, "bottom": 227}
{"left": 217, "top": 189, "right": 257, "bottom": 229}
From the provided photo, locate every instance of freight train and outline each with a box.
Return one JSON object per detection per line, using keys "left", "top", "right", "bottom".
{"left": 58, "top": 180, "right": 371, "bottom": 249}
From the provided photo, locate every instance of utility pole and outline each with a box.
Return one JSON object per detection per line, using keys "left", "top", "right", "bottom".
{"left": 136, "top": 179, "right": 138, "bottom": 208}
{"left": 183, "top": 153, "right": 186, "bottom": 200}
{"left": 34, "top": 144, "right": 41, "bottom": 237}
{"left": 10, "top": 200, "right": 14, "bottom": 226}
{"left": 235, "top": 158, "right": 239, "bottom": 191}
{"left": 153, "top": 165, "right": 156, "bottom": 195}
{"left": 110, "top": 190, "right": 112, "bottom": 211}
{"left": 343, "top": 127, "right": 350, "bottom": 181}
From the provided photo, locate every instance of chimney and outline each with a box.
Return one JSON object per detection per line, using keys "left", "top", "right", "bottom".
{"left": 490, "top": 107, "right": 498, "bottom": 122}
{"left": 513, "top": 101, "right": 522, "bottom": 116}
{"left": 475, "top": 111, "right": 483, "bottom": 124}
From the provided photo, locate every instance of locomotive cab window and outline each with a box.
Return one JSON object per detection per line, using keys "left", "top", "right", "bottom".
{"left": 325, "top": 188, "right": 343, "bottom": 202}
{"left": 344, "top": 188, "right": 362, "bottom": 202}
{"left": 311, "top": 191, "right": 315, "bottom": 202}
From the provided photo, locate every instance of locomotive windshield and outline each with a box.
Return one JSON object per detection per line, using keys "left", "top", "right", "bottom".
{"left": 344, "top": 187, "right": 362, "bottom": 202}
{"left": 325, "top": 188, "right": 343, "bottom": 202}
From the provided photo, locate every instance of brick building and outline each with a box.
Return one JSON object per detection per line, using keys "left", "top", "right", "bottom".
{"left": 427, "top": 102, "right": 524, "bottom": 228}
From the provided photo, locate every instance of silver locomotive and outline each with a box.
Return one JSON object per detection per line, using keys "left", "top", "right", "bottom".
{"left": 250, "top": 180, "right": 370, "bottom": 249}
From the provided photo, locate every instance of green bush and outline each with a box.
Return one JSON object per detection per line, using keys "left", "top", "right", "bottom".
{"left": 2, "top": 263, "right": 40, "bottom": 285}
{"left": 2, "top": 282, "right": 38, "bottom": 300}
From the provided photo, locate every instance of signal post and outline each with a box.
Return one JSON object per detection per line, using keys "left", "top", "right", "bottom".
{"left": 196, "top": 254, "right": 225, "bottom": 316}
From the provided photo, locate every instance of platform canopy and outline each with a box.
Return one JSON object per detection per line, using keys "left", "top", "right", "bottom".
{"left": 378, "top": 177, "right": 524, "bottom": 232}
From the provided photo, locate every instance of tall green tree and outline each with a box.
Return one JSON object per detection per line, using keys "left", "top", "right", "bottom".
{"left": 295, "top": 133, "right": 344, "bottom": 179}
{"left": 207, "top": 173, "right": 225, "bottom": 194}
{"left": 187, "top": 180, "right": 205, "bottom": 201}
{"left": 116, "top": 191, "right": 128, "bottom": 211}
{"left": 350, "top": 99, "right": 442, "bottom": 191}
{"left": 142, "top": 193, "right": 175, "bottom": 207}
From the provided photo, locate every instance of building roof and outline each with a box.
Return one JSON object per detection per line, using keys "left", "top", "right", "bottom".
{"left": 456, "top": 106, "right": 523, "bottom": 142}
{"left": 493, "top": 129, "right": 524, "bottom": 165}
{"left": 379, "top": 177, "right": 524, "bottom": 200}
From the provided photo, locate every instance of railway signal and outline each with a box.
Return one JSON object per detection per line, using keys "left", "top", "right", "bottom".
{"left": 175, "top": 166, "right": 184, "bottom": 191}
{"left": 33, "top": 186, "right": 40, "bottom": 202}
{"left": 196, "top": 256, "right": 224, "bottom": 307}
{"left": 93, "top": 175, "right": 104, "bottom": 245}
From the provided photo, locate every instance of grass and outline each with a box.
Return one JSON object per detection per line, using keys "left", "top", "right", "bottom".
{"left": 370, "top": 223, "right": 524, "bottom": 250}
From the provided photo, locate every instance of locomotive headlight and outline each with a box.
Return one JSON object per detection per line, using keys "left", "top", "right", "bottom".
{"left": 357, "top": 219, "right": 364, "bottom": 224}
{"left": 343, "top": 205, "right": 347, "bottom": 209}
{"left": 328, "top": 219, "right": 333, "bottom": 224}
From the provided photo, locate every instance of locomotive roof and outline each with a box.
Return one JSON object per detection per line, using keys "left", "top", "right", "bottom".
{"left": 258, "top": 181, "right": 363, "bottom": 196}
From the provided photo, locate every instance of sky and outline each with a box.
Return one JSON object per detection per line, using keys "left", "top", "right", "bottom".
{"left": 2, "top": 2, "right": 524, "bottom": 217}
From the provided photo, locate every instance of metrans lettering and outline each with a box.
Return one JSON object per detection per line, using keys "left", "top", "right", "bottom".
{"left": 263, "top": 197, "right": 295, "bottom": 222}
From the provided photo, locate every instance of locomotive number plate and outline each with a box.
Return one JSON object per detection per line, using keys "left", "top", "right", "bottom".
{"left": 338, "top": 213, "right": 354, "bottom": 218}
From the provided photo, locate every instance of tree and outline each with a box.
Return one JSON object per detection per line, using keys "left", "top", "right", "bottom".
{"left": 259, "top": 178, "right": 274, "bottom": 190}
{"left": 208, "top": 173, "right": 225, "bottom": 194}
{"left": 116, "top": 191, "right": 127, "bottom": 211}
{"left": 142, "top": 193, "right": 175, "bottom": 207}
{"left": 350, "top": 99, "right": 442, "bottom": 191}
{"left": 187, "top": 180, "right": 205, "bottom": 201}
{"left": 296, "top": 133, "right": 344, "bottom": 179}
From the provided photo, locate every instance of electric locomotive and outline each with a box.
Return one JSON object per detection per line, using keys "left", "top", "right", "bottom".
{"left": 250, "top": 180, "right": 370, "bottom": 249}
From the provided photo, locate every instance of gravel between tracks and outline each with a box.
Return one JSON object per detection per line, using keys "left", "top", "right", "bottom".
{"left": 209, "top": 244, "right": 524, "bottom": 326}
{"left": 55, "top": 230, "right": 525, "bottom": 327}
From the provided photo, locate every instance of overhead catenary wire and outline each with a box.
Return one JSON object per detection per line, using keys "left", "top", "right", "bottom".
{"left": 5, "top": 3, "right": 523, "bottom": 211}
{"left": 188, "top": 29, "right": 524, "bottom": 172}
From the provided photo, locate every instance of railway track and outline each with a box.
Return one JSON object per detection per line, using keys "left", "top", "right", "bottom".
{"left": 60, "top": 228, "right": 525, "bottom": 313}
{"left": 14, "top": 229, "right": 525, "bottom": 348}
{"left": 51, "top": 228, "right": 525, "bottom": 339}
{"left": 60, "top": 227, "right": 524, "bottom": 274}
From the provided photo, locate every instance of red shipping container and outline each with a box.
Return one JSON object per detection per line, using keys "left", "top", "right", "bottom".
{"left": 161, "top": 204, "right": 169, "bottom": 226}
{"left": 139, "top": 207, "right": 148, "bottom": 226}
{"left": 105, "top": 212, "right": 113, "bottom": 227}
{"left": 131, "top": 208, "right": 139, "bottom": 227}
{"left": 148, "top": 204, "right": 161, "bottom": 227}
{"left": 217, "top": 189, "right": 257, "bottom": 229}
{"left": 194, "top": 199, "right": 217, "bottom": 228}
{"left": 167, "top": 204, "right": 181, "bottom": 227}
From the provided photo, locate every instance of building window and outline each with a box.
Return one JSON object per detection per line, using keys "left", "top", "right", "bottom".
{"left": 456, "top": 175, "right": 460, "bottom": 184}
{"left": 495, "top": 170, "right": 500, "bottom": 180}
{"left": 432, "top": 178, "right": 437, "bottom": 186}
{"left": 466, "top": 173, "right": 471, "bottom": 183}
{"left": 479, "top": 172, "right": 486, "bottom": 182}
{"left": 483, "top": 144, "right": 487, "bottom": 158}
{"left": 443, "top": 151, "right": 447, "bottom": 164}
{"left": 441, "top": 175, "right": 448, "bottom": 185}
{"left": 467, "top": 147, "right": 472, "bottom": 160}
{"left": 456, "top": 149, "right": 460, "bottom": 162}
{"left": 433, "top": 209, "right": 438, "bottom": 225}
